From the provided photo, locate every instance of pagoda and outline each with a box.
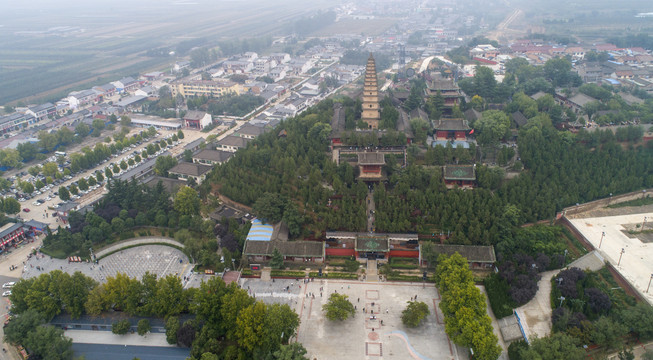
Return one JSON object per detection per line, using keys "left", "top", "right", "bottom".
{"left": 361, "top": 53, "right": 380, "bottom": 129}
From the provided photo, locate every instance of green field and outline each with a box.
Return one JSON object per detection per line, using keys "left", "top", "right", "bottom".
{"left": 0, "top": 0, "right": 334, "bottom": 105}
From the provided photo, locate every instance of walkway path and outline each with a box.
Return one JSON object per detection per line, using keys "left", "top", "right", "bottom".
{"left": 366, "top": 259, "right": 379, "bottom": 282}
{"left": 65, "top": 330, "right": 171, "bottom": 347}
{"left": 95, "top": 237, "right": 184, "bottom": 258}
{"left": 514, "top": 250, "right": 605, "bottom": 340}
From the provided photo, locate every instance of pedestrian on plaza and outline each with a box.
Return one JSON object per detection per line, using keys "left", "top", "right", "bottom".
{"left": 358, "top": 297, "right": 360, "bottom": 302}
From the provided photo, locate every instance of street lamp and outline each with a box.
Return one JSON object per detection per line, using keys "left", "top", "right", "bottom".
{"left": 618, "top": 248, "right": 625, "bottom": 266}
{"left": 563, "top": 249, "right": 568, "bottom": 266}
{"left": 558, "top": 296, "right": 565, "bottom": 308}
{"left": 599, "top": 232, "right": 605, "bottom": 248}
{"left": 647, "top": 274, "right": 653, "bottom": 293}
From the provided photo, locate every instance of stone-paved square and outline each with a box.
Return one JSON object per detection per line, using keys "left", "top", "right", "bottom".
{"left": 239, "top": 278, "right": 468, "bottom": 360}
{"left": 23, "top": 245, "right": 191, "bottom": 283}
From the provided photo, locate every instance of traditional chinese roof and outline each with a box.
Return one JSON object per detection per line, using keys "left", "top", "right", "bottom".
{"left": 443, "top": 165, "right": 476, "bottom": 181}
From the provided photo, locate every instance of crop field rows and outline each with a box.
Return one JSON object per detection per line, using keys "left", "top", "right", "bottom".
{"left": 0, "top": 0, "right": 332, "bottom": 104}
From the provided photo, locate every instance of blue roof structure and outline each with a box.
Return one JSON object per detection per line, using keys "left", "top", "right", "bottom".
{"left": 246, "top": 219, "right": 274, "bottom": 241}
{"left": 603, "top": 78, "right": 621, "bottom": 85}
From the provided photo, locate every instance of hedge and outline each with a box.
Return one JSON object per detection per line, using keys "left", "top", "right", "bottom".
{"left": 308, "top": 272, "right": 358, "bottom": 279}
{"left": 270, "top": 270, "right": 306, "bottom": 278}
{"left": 386, "top": 274, "right": 432, "bottom": 282}
{"left": 389, "top": 263, "right": 419, "bottom": 270}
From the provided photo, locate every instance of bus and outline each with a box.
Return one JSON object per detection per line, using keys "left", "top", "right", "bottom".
{"left": 54, "top": 151, "right": 66, "bottom": 157}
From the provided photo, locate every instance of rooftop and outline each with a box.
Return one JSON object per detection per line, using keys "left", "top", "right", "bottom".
{"left": 357, "top": 152, "right": 385, "bottom": 165}
{"left": 169, "top": 162, "right": 212, "bottom": 177}
{"left": 435, "top": 118, "right": 469, "bottom": 131}
{"left": 193, "top": 149, "right": 233, "bottom": 163}
{"left": 443, "top": 165, "right": 476, "bottom": 181}
{"left": 244, "top": 240, "right": 323, "bottom": 257}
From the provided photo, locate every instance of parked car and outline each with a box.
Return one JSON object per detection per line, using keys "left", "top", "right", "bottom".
{"left": 2, "top": 282, "right": 15, "bottom": 289}
{"left": 22, "top": 208, "right": 30, "bottom": 213}
{"left": 2, "top": 291, "right": 11, "bottom": 297}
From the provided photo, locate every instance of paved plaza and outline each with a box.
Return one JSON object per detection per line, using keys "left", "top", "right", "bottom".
{"left": 241, "top": 277, "right": 469, "bottom": 360}
{"left": 569, "top": 212, "right": 653, "bottom": 305}
{"left": 23, "top": 245, "right": 192, "bottom": 283}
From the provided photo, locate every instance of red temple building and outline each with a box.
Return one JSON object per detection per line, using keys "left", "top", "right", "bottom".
{"left": 443, "top": 164, "right": 476, "bottom": 188}
{"left": 434, "top": 119, "right": 470, "bottom": 141}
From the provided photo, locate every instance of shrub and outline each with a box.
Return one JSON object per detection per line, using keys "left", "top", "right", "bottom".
{"left": 112, "top": 319, "right": 131, "bottom": 335}
{"left": 507, "top": 340, "right": 528, "bottom": 360}
{"left": 137, "top": 319, "right": 151, "bottom": 336}
{"left": 484, "top": 273, "right": 517, "bottom": 319}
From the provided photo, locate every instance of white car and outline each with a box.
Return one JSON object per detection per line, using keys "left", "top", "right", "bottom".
{"left": 2, "top": 282, "right": 15, "bottom": 289}
{"left": 46, "top": 196, "right": 52, "bottom": 201}
{"left": 32, "top": 201, "right": 40, "bottom": 206}
{"left": 2, "top": 291, "right": 11, "bottom": 297}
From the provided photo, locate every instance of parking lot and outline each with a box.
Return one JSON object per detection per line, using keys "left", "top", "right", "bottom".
{"left": 240, "top": 277, "right": 468, "bottom": 360}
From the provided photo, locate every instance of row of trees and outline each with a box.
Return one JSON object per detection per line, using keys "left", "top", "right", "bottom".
{"left": 435, "top": 253, "right": 502, "bottom": 359}
{"left": 8, "top": 273, "right": 303, "bottom": 360}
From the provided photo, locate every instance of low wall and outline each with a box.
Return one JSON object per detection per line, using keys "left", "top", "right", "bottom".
{"left": 557, "top": 216, "right": 647, "bottom": 303}
{"left": 561, "top": 188, "right": 652, "bottom": 217}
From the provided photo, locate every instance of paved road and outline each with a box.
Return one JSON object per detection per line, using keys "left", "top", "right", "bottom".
{"left": 72, "top": 343, "right": 189, "bottom": 360}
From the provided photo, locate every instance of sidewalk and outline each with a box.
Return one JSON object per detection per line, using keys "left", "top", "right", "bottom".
{"left": 64, "top": 330, "right": 172, "bottom": 347}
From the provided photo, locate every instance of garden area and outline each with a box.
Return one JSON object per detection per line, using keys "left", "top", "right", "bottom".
{"left": 485, "top": 224, "right": 588, "bottom": 319}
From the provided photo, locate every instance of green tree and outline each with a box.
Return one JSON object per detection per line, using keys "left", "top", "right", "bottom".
{"left": 112, "top": 319, "right": 131, "bottom": 334}
{"left": 3, "top": 197, "right": 20, "bottom": 214}
{"left": 120, "top": 160, "right": 128, "bottom": 170}
{"left": 582, "top": 101, "right": 601, "bottom": 122}
{"left": 270, "top": 248, "right": 284, "bottom": 270}
{"left": 264, "top": 303, "right": 300, "bottom": 352}
{"left": 75, "top": 123, "right": 90, "bottom": 137}
{"left": 519, "top": 333, "right": 584, "bottom": 360}
{"left": 252, "top": 193, "right": 287, "bottom": 223}
{"left": 152, "top": 274, "right": 186, "bottom": 317}
{"left": 121, "top": 115, "right": 132, "bottom": 127}
{"left": 165, "top": 317, "right": 180, "bottom": 344}
{"left": 24, "top": 325, "right": 73, "bottom": 360}
{"left": 58, "top": 186, "right": 70, "bottom": 201}
{"left": 4, "top": 309, "right": 44, "bottom": 345}
{"left": 272, "top": 342, "right": 309, "bottom": 360}
{"left": 34, "top": 179, "right": 44, "bottom": 190}
{"left": 78, "top": 178, "right": 89, "bottom": 191}
{"left": 401, "top": 301, "right": 430, "bottom": 327}
{"left": 591, "top": 316, "right": 627, "bottom": 350}
{"left": 474, "top": 110, "right": 511, "bottom": 146}
{"left": 183, "top": 149, "right": 194, "bottom": 162}
{"left": 322, "top": 293, "right": 355, "bottom": 321}
{"left": 69, "top": 184, "right": 78, "bottom": 195}
{"left": 154, "top": 155, "right": 178, "bottom": 176}
{"left": 105, "top": 167, "right": 113, "bottom": 179}
{"left": 177, "top": 129, "right": 185, "bottom": 139}
{"left": 20, "top": 181, "right": 34, "bottom": 194}
{"left": 235, "top": 301, "right": 267, "bottom": 353}
{"left": 174, "top": 186, "right": 200, "bottom": 216}
{"left": 409, "top": 118, "right": 429, "bottom": 144}
{"left": 42, "top": 162, "right": 59, "bottom": 177}
{"left": 137, "top": 319, "right": 151, "bottom": 336}
{"left": 28, "top": 166, "right": 41, "bottom": 176}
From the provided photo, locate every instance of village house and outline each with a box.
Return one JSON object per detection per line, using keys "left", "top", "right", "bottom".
{"left": 168, "top": 162, "right": 212, "bottom": 184}
{"left": 192, "top": 149, "right": 233, "bottom": 166}
{"left": 183, "top": 111, "right": 213, "bottom": 130}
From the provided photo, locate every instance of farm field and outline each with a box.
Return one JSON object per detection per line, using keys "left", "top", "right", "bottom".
{"left": 0, "top": 0, "right": 333, "bottom": 105}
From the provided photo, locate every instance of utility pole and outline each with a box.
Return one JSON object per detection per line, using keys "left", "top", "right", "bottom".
{"left": 599, "top": 232, "right": 605, "bottom": 248}
{"left": 647, "top": 274, "right": 653, "bottom": 293}
{"left": 618, "top": 248, "right": 625, "bottom": 266}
